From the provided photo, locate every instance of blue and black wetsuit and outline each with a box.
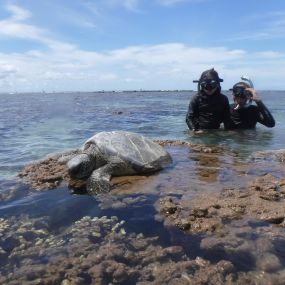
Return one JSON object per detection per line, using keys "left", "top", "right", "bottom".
{"left": 230, "top": 101, "right": 275, "bottom": 129}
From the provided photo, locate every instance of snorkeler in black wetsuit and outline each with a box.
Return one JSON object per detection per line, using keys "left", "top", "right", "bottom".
{"left": 186, "top": 68, "right": 231, "bottom": 133}
{"left": 230, "top": 82, "right": 275, "bottom": 129}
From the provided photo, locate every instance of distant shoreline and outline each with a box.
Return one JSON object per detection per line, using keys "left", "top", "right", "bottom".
{"left": 1, "top": 89, "right": 284, "bottom": 95}
{"left": 0, "top": 90, "right": 194, "bottom": 95}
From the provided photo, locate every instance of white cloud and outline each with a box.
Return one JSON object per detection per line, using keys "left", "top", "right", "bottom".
{"left": 255, "top": 51, "right": 284, "bottom": 59}
{"left": 0, "top": 5, "right": 43, "bottom": 41}
{"left": 1, "top": 41, "right": 284, "bottom": 92}
{"left": 0, "top": 64, "right": 17, "bottom": 79}
{"left": 43, "top": 1, "right": 98, "bottom": 29}
{"left": 0, "top": 4, "right": 48, "bottom": 42}
{"left": 0, "top": 4, "right": 284, "bottom": 91}
{"left": 230, "top": 11, "right": 285, "bottom": 41}
{"left": 7, "top": 4, "right": 31, "bottom": 21}
{"left": 0, "top": 4, "right": 79, "bottom": 52}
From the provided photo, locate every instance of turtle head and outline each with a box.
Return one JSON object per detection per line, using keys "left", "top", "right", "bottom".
{"left": 67, "top": 153, "right": 96, "bottom": 179}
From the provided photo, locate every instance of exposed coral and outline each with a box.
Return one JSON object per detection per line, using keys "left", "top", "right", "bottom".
{"left": 18, "top": 156, "right": 70, "bottom": 190}
{"left": 158, "top": 173, "right": 285, "bottom": 237}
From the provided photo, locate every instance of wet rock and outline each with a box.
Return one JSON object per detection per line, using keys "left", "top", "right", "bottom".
{"left": 112, "top": 111, "right": 123, "bottom": 115}
{"left": 154, "top": 139, "right": 193, "bottom": 147}
{"left": 252, "top": 149, "right": 285, "bottom": 163}
{"left": 158, "top": 171, "right": 285, "bottom": 238}
{"left": 189, "top": 207, "right": 208, "bottom": 218}
{"left": 256, "top": 253, "right": 282, "bottom": 272}
{"left": 2, "top": 214, "right": 263, "bottom": 285}
{"left": 159, "top": 197, "right": 181, "bottom": 216}
{"left": 0, "top": 185, "right": 18, "bottom": 201}
{"left": 175, "top": 219, "right": 191, "bottom": 231}
{"left": 235, "top": 270, "right": 285, "bottom": 285}
{"left": 248, "top": 173, "right": 285, "bottom": 201}
{"left": 18, "top": 157, "right": 70, "bottom": 190}
{"left": 10, "top": 144, "right": 285, "bottom": 284}
{"left": 259, "top": 214, "right": 284, "bottom": 224}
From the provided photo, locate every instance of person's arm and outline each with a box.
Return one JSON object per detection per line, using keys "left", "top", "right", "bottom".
{"left": 186, "top": 95, "right": 200, "bottom": 131}
{"left": 247, "top": 88, "right": 275, "bottom": 127}
{"left": 256, "top": 101, "right": 275, "bottom": 127}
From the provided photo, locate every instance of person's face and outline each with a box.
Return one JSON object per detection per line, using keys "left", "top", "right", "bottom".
{"left": 232, "top": 86, "right": 248, "bottom": 106}
{"left": 201, "top": 79, "right": 219, "bottom": 95}
{"left": 233, "top": 95, "right": 247, "bottom": 106}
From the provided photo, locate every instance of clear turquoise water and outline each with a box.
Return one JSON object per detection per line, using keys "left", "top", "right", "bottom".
{"left": 1, "top": 90, "right": 285, "bottom": 279}
{"left": 0, "top": 90, "right": 283, "bottom": 179}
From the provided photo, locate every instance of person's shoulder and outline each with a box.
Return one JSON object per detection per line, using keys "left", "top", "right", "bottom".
{"left": 220, "top": 92, "right": 228, "bottom": 98}
{"left": 243, "top": 105, "right": 258, "bottom": 114}
{"left": 191, "top": 92, "right": 200, "bottom": 100}
{"left": 219, "top": 93, "right": 230, "bottom": 102}
{"left": 248, "top": 104, "right": 258, "bottom": 110}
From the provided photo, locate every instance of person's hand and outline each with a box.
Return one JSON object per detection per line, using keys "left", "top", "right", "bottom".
{"left": 246, "top": 88, "right": 261, "bottom": 102}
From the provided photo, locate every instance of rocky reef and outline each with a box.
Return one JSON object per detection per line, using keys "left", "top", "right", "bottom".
{"left": 2, "top": 214, "right": 285, "bottom": 285}
{"left": 17, "top": 140, "right": 230, "bottom": 192}
{"left": 158, "top": 173, "right": 285, "bottom": 235}
{"left": 9, "top": 143, "right": 285, "bottom": 284}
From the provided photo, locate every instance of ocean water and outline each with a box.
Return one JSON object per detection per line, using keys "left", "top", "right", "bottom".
{"left": 1, "top": 90, "right": 285, "bottom": 283}
{"left": 1, "top": 90, "right": 283, "bottom": 179}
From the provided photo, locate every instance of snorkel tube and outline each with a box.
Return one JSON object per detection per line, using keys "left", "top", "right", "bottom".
{"left": 193, "top": 80, "right": 201, "bottom": 92}
{"left": 241, "top": 75, "right": 254, "bottom": 104}
{"left": 241, "top": 75, "right": 254, "bottom": 88}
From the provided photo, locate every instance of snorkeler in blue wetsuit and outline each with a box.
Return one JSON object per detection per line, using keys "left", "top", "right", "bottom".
{"left": 230, "top": 82, "right": 275, "bottom": 129}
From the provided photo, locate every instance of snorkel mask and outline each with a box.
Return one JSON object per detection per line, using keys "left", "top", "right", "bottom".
{"left": 193, "top": 68, "right": 223, "bottom": 95}
{"left": 232, "top": 75, "right": 254, "bottom": 110}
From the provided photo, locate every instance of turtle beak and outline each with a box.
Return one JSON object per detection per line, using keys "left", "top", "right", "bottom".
{"left": 67, "top": 154, "right": 95, "bottom": 179}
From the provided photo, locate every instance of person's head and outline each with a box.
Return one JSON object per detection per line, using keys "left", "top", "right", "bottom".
{"left": 199, "top": 68, "right": 223, "bottom": 95}
{"left": 232, "top": 82, "right": 251, "bottom": 106}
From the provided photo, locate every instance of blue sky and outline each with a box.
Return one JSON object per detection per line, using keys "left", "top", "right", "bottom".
{"left": 0, "top": 0, "right": 285, "bottom": 92}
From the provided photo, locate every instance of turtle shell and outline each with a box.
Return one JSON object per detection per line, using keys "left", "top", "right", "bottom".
{"left": 83, "top": 131, "right": 172, "bottom": 171}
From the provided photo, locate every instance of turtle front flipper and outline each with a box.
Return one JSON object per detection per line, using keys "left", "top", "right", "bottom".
{"left": 86, "top": 157, "right": 130, "bottom": 195}
{"left": 86, "top": 164, "right": 113, "bottom": 195}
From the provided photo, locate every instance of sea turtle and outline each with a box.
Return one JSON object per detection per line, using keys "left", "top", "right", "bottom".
{"left": 67, "top": 131, "right": 172, "bottom": 194}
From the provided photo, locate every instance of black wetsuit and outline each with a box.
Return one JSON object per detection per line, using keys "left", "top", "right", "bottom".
{"left": 186, "top": 91, "right": 231, "bottom": 130}
{"left": 230, "top": 101, "right": 275, "bottom": 129}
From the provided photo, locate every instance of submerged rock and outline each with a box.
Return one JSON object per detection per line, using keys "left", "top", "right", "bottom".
{"left": 251, "top": 149, "right": 285, "bottom": 163}
{"left": 3, "top": 214, "right": 285, "bottom": 284}
{"left": 18, "top": 149, "right": 80, "bottom": 191}
{"left": 6, "top": 143, "right": 285, "bottom": 284}
{"left": 158, "top": 172, "right": 285, "bottom": 236}
{"left": 0, "top": 215, "right": 239, "bottom": 285}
